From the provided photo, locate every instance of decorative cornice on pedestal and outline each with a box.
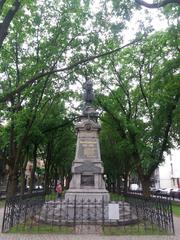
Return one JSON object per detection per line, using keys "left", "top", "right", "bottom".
{"left": 74, "top": 162, "right": 101, "bottom": 174}
{"left": 75, "top": 119, "right": 101, "bottom": 132}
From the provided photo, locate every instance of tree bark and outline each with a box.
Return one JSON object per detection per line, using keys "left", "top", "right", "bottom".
{"left": 44, "top": 140, "right": 52, "bottom": 194}
{"left": 0, "top": 0, "right": 20, "bottom": 47}
{"left": 123, "top": 173, "right": 129, "bottom": 194}
{"left": 44, "top": 164, "right": 50, "bottom": 194}
{"left": 6, "top": 108, "right": 19, "bottom": 198}
{"left": 29, "top": 144, "right": 37, "bottom": 193}
{"left": 112, "top": 181, "right": 116, "bottom": 193}
{"left": 20, "top": 168, "right": 26, "bottom": 195}
{"left": 20, "top": 156, "right": 28, "bottom": 196}
{"left": 116, "top": 176, "right": 121, "bottom": 194}
{"left": 141, "top": 177, "right": 151, "bottom": 197}
{"left": 6, "top": 166, "right": 18, "bottom": 198}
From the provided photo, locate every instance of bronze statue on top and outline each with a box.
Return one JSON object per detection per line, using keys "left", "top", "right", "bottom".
{"left": 83, "top": 79, "right": 94, "bottom": 106}
{"left": 82, "top": 79, "right": 98, "bottom": 120}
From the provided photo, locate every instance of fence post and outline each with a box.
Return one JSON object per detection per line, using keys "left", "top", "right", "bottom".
{"left": 1, "top": 198, "right": 8, "bottom": 232}
{"left": 9, "top": 200, "right": 15, "bottom": 229}
{"left": 169, "top": 198, "right": 175, "bottom": 234}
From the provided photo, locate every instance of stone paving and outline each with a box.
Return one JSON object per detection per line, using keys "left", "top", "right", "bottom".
{"left": 0, "top": 207, "right": 180, "bottom": 240}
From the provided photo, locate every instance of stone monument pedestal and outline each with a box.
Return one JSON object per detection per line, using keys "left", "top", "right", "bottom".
{"left": 38, "top": 200, "right": 137, "bottom": 226}
{"left": 65, "top": 189, "right": 109, "bottom": 202}
{"left": 65, "top": 116, "right": 109, "bottom": 203}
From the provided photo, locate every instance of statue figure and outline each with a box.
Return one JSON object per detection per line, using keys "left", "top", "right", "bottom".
{"left": 83, "top": 79, "right": 94, "bottom": 105}
{"left": 82, "top": 79, "right": 98, "bottom": 120}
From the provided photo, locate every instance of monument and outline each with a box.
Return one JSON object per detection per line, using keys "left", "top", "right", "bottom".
{"left": 38, "top": 80, "right": 136, "bottom": 228}
{"left": 65, "top": 79, "right": 110, "bottom": 202}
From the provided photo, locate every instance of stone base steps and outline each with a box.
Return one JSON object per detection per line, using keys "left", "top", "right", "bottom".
{"left": 35, "top": 201, "right": 138, "bottom": 226}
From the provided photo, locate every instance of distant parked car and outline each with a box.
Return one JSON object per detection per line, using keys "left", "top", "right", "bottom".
{"left": 150, "top": 187, "right": 159, "bottom": 193}
{"left": 150, "top": 188, "right": 170, "bottom": 196}
{"left": 130, "top": 184, "right": 139, "bottom": 191}
{"left": 159, "top": 188, "right": 173, "bottom": 195}
{"left": 170, "top": 189, "right": 180, "bottom": 199}
{"left": 34, "top": 185, "right": 43, "bottom": 190}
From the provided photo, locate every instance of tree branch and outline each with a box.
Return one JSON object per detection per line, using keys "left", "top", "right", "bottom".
{"left": 100, "top": 79, "right": 127, "bottom": 115}
{"left": 111, "top": 60, "right": 132, "bottom": 118}
{"left": 0, "top": 0, "right": 20, "bottom": 47}
{"left": 0, "top": 37, "right": 142, "bottom": 103}
{"left": 42, "top": 117, "right": 77, "bottom": 133}
{"left": 97, "top": 96, "right": 127, "bottom": 139}
{"left": 147, "top": 92, "right": 180, "bottom": 176}
{"left": 135, "top": 0, "right": 180, "bottom": 8}
{"left": 0, "top": 0, "right": 6, "bottom": 11}
{"left": 138, "top": 57, "right": 153, "bottom": 121}
{"left": 158, "top": 93, "right": 180, "bottom": 162}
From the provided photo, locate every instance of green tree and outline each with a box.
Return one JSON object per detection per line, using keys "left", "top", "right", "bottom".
{"left": 0, "top": 0, "right": 138, "bottom": 197}
{"left": 97, "top": 28, "right": 179, "bottom": 196}
{"left": 100, "top": 113, "right": 134, "bottom": 193}
{"left": 0, "top": 0, "right": 21, "bottom": 47}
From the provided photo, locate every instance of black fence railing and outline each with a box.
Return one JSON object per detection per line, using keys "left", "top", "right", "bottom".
{"left": 1, "top": 188, "right": 180, "bottom": 201}
{"left": 127, "top": 189, "right": 180, "bottom": 200}
{"left": 124, "top": 193, "right": 175, "bottom": 234}
{"left": 1, "top": 191, "right": 175, "bottom": 235}
{"left": 0, "top": 188, "right": 46, "bottom": 201}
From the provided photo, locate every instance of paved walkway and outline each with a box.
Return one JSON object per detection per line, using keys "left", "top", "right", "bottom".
{"left": 0, "top": 207, "right": 180, "bottom": 240}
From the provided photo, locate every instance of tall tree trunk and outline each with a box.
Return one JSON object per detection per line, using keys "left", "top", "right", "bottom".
{"left": 123, "top": 172, "right": 128, "bottom": 194}
{"left": 130, "top": 138, "right": 151, "bottom": 197}
{"left": 20, "top": 153, "right": 28, "bottom": 195}
{"left": 116, "top": 175, "right": 121, "bottom": 194}
{"left": 44, "top": 140, "right": 52, "bottom": 194}
{"left": 6, "top": 98, "right": 21, "bottom": 198}
{"left": 112, "top": 181, "right": 116, "bottom": 193}
{"left": 141, "top": 177, "right": 151, "bottom": 197}
{"left": 44, "top": 163, "right": 50, "bottom": 194}
{"left": 54, "top": 167, "right": 58, "bottom": 190}
{"left": 29, "top": 144, "right": 37, "bottom": 193}
{"left": 6, "top": 166, "right": 18, "bottom": 198}
{"left": 20, "top": 167, "right": 26, "bottom": 196}
{"left": 0, "top": 0, "right": 20, "bottom": 47}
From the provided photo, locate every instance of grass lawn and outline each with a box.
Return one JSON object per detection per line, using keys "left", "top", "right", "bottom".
{"left": 0, "top": 200, "right": 5, "bottom": 208}
{"left": 104, "top": 225, "right": 168, "bottom": 235}
{"left": 9, "top": 224, "right": 74, "bottom": 234}
{"left": 9, "top": 223, "right": 168, "bottom": 235}
{"left": 172, "top": 202, "right": 180, "bottom": 217}
{"left": 110, "top": 193, "right": 125, "bottom": 201}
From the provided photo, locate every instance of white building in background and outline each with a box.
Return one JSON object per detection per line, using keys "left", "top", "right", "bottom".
{"left": 156, "top": 149, "right": 180, "bottom": 189}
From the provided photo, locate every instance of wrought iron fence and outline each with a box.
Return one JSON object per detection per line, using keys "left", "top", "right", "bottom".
{"left": 124, "top": 193, "right": 175, "bottom": 234}
{"left": 1, "top": 191, "right": 175, "bottom": 235}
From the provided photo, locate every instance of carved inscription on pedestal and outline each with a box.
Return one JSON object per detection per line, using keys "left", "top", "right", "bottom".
{"left": 80, "top": 132, "right": 96, "bottom": 138}
{"left": 78, "top": 140, "right": 98, "bottom": 159}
